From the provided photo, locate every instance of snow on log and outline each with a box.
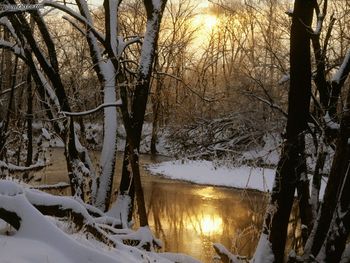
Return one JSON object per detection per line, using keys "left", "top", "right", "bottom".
{"left": 0, "top": 180, "right": 136, "bottom": 263}
{"left": 213, "top": 243, "right": 242, "bottom": 263}
{"left": 113, "top": 226, "right": 162, "bottom": 251}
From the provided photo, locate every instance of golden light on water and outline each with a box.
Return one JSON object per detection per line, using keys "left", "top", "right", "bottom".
{"left": 185, "top": 213, "right": 223, "bottom": 236}
{"left": 200, "top": 215, "right": 223, "bottom": 235}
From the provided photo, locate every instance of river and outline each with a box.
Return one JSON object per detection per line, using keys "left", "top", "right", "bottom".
{"left": 34, "top": 148, "right": 270, "bottom": 262}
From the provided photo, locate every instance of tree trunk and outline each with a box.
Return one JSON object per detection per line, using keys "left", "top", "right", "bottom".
{"left": 25, "top": 69, "right": 33, "bottom": 167}
{"left": 304, "top": 89, "right": 350, "bottom": 261}
{"left": 117, "top": 0, "right": 167, "bottom": 225}
{"left": 256, "top": 1, "right": 314, "bottom": 261}
{"left": 329, "top": 51, "right": 350, "bottom": 120}
{"left": 150, "top": 76, "right": 162, "bottom": 155}
{"left": 310, "top": 145, "right": 327, "bottom": 219}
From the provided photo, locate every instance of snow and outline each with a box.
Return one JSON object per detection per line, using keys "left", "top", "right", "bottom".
{"left": 341, "top": 244, "right": 350, "bottom": 263}
{"left": 314, "top": 15, "right": 324, "bottom": 35}
{"left": 0, "top": 181, "right": 128, "bottom": 263}
{"left": 213, "top": 243, "right": 240, "bottom": 263}
{"left": 152, "top": 0, "right": 163, "bottom": 11}
{"left": 159, "top": 253, "right": 202, "bottom": 263}
{"left": 148, "top": 160, "right": 275, "bottom": 192}
{"left": 0, "top": 40, "right": 24, "bottom": 56}
{"left": 139, "top": 14, "right": 159, "bottom": 76}
{"left": 41, "top": 127, "right": 51, "bottom": 140}
{"left": 241, "top": 133, "right": 281, "bottom": 166}
{"left": 147, "top": 160, "right": 327, "bottom": 199}
{"left": 278, "top": 74, "right": 290, "bottom": 85}
{"left": 0, "top": 18, "right": 19, "bottom": 40}
{"left": 6, "top": 160, "right": 45, "bottom": 172}
{"left": 0, "top": 180, "right": 186, "bottom": 263}
{"left": 332, "top": 50, "right": 350, "bottom": 84}
{"left": 31, "top": 182, "right": 70, "bottom": 190}
{"left": 114, "top": 226, "right": 163, "bottom": 250}
{"left": 0, "top": 237, "right": 72, "bottom": 263}
{"left": 324, "top": 112, "right": 340, "bottom": 130}
{"left": 0, "top": 180, "right": 23, "bottom": 196}
{"left": 94, "top": 59, "right": 118, "bottom": 210}
{"left": 60, "top": 102, "right": 122, "bottom": 117}
{"left": 37, "top": 70, "right": 62, "bottom": 119}
{"left": 107, "top": 194, "right": 132, "bottom": 228}
{"left": 250, "top": 234, "right": 274, "bottom": 262}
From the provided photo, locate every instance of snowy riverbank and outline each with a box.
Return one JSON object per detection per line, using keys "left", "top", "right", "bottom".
{"left": 147, "top": 160, "right": 327, "bottom": 199}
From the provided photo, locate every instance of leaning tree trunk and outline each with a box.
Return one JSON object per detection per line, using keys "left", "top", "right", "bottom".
{"left": 7, "top": 8, "right": 86, "bottom": 199}
{"left": 253, "top": 1, "right": 314, "bottom": 262}
{"left": 117, "top": 0, "right": 167, "bottom": 226}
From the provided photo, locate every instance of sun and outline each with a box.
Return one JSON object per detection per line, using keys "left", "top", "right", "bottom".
{"left": 203, "top": 14, "right": 218, "bottom": 31}
{"left": 192, "top": 14, "right": 219, "bottom": 32}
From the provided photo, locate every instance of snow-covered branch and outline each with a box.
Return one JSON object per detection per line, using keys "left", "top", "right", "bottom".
{"left": 59, "top": 101, "right": 122, "bottom": 117}
{"left": 40, "top": 0, "right": 105, "bottom": 44}
{"left": 243, "top": 91, "right": 288, "bottom": 117}
{"left": 0, "top": 160, "right": 47, "bottom": 173}
{"left": 312, "top": 0, "right": 327, "bottom": 35}
{"left": 30, "top": 182, "right": 70, "bottom": 191}
{"left": 0, "top": 5, "right": 42, "bottom": 19}
{"left": 0, "top": 40, "right": 26, "bottom": 59}
{"left": 332, "top": 50, "right": 350, "bottom": 85}
{"left": 213, "top": 243, "right": 242, "bottom": 263}
{"left": 0, "top": 81, "right": 25, "bottom": 97}
{"left": 118, "top": 36, "right": 142, "bottom": 56}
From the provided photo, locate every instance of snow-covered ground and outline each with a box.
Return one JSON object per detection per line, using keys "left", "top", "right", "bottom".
{"left": 147, "top": 160, "right": 327, "bottom": 199}
{"left": 148, "top": 160, "right": 275, "bottom": 192}
{"left": 0, "top": 180, "right": 201, "bottom": 263}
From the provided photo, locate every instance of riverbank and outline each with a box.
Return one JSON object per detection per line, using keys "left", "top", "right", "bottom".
{"left": 147, "top": 160, "right": 327, "bottom": 199}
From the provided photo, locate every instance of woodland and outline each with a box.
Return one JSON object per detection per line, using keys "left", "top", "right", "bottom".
{"left": 0, "top": 0, "right": 350, "bottom": 262}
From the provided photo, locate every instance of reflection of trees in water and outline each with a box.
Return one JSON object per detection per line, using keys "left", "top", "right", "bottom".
{"left": 287, "top": 203, "right": 303, "bottom": 255}
{"left": 146, "top": 182, "right": 269, "bottom": 261}
{"left": 227, "top": 190, "right": 268, "bottom": 256}
{"left": 38, "top": 150, "right": 303, "bottom": 260}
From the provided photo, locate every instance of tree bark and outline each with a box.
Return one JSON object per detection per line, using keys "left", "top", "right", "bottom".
{"left": 25, "top": 69, "right": 33, "bottom": 167}
{"left": 258, "top": 1, "right": 314, "bottom": 261}
{"left": 118, "top": 0, "right": 167, "bottom": 224}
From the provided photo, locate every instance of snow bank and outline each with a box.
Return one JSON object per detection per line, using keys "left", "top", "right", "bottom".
{"left": 147, "top": 160, "right": 327, "bottom": 199}
{"left": 148, "top": 160, "right": 275, "bottom": 192}
{"left": 0, "top": 180, "right": 186, "bottom": 263}
{"left": 0, "top": 181, "right": 130, "bottom": 263}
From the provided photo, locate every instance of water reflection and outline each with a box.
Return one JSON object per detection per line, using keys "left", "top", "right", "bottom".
{"left": 144, "top": 179, "right": 268, "bottom": 262}
{"left": 34, "top": 148, "right": 269, "bottom": 262}
{"left": 198, "top": 214, "right": 223, "bottom": 235}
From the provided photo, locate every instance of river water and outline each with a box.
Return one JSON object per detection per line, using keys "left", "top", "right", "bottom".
{"left": 34, "top": 148, "right": 270, "bottom": 262}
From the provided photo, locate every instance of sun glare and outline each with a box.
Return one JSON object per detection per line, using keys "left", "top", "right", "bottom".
{"left": 200, "top": 215, "right": 223, "bottom": 235}
{"left": 193, "top": 14, "right": 219, "bottom": 32}
{"left": 203, "top": 15, "right": 218, "bottom": 31}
